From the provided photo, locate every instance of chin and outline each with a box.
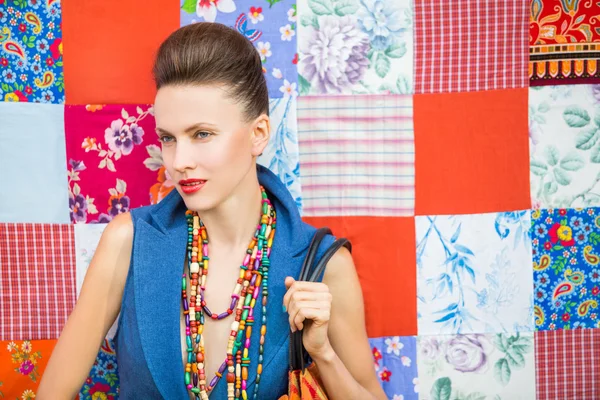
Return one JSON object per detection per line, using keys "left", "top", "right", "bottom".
{"left": 180, "top": 194, "right": 218, "bottom": 213}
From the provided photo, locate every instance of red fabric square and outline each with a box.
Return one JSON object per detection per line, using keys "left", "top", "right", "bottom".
{"left": 414, "top": 89, "right": 531, "bottom": 215}
{"left": 303, "top": 216, "right": 417, "bottom": 337}
{"left": 62, "top": 0, "right": 179, "bottom": 104}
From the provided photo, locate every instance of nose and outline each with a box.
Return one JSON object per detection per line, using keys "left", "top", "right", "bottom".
{"left": 172, "top": 141, "right": 197, "bottom": 173}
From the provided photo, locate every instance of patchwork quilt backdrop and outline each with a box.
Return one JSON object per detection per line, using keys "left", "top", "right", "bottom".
{"left": 1, "top": 0, "right": 600, "bottom": 398}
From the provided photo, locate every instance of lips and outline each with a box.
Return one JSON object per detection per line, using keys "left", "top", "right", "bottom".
{"left": 179, "top": 179, "right": 205, "bottom": 186}
{"left": 179, "top": 179, "right": 206, "bottom": 194}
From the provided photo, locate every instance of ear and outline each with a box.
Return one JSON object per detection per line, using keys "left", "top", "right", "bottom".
{"left": 250, "top": 114, "right": 271, "bottom": 157}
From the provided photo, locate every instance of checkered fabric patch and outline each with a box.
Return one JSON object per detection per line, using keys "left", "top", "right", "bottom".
{"left": 535, "top": 329, "right": 600, "bottom": 400}
{"left": 414, "top": 0, "right": 528, "bottom": 93}
{"left": 0, "top": 223, "right": 76, "bottom": 340}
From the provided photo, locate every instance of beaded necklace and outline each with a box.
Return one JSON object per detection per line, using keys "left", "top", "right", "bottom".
{"left": 182, "top": 186, "right": 276, "bottom": 400}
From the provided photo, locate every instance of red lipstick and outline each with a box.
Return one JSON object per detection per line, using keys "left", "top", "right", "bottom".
{"left": 179, "top": 179, "right": 206, "bottom": 194}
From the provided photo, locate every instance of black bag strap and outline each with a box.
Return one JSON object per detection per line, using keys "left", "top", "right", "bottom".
{"left": 289, "top": 228, "right": 352, "bottom": 371}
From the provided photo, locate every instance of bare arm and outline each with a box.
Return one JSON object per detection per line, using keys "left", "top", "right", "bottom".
{"left": 315, "top": 246, "right": 387, "bottom": 400}
{"left": 36, "top": 212, "right": 134, "bottom": 400}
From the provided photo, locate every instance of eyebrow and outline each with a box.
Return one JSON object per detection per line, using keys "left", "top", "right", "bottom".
{"left": 155, "top": 123, "right": 217, "bottom": 136}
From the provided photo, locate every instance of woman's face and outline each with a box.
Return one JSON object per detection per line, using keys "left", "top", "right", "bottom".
{"left": 153, "top": 84, "right": 269, "bottom": 212}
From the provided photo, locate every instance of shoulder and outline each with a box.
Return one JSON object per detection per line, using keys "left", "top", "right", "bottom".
{"left": 322, "top": 245, "right": 354, "bottom": 284}
{"left": 85, "top": 213, "right": 134, "bottom": 295}
{"left": 102, "top": 211, "right": 134, "bottom": 244}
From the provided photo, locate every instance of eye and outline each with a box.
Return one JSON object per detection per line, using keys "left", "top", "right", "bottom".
{"left": 158, "top": 135, "right": 174, "bottom": 144}
{"left": 194, "top": 131, "right": 213, "bottom": 139}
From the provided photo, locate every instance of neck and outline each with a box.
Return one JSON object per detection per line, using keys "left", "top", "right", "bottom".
{"left": 196, "top": 166, "right": 263, "bottom": 250}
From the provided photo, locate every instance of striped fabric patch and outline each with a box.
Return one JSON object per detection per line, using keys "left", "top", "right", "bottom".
{"left": 0, "top": 223, "right": 76, "bottom": 340}
{"left": 535, "top": 329, "right": 600, "bottom": 400}
{"left": 297, "top": 95, "right": 414, "bottom": 216}
{"left": 414, "top": 0, "right": 528, "bottom": 93}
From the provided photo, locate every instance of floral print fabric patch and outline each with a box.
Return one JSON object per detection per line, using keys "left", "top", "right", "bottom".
{"left": 0, "top": 0, "right": 64, "bottom": 103}
{"left": 532, "top": 207, "right": 600, "bottom": 331}
{"left": 418, "top": 333, "right": 536, "bottom": 400}
{"left": 416, "top": 211, "right": 534, "bottom": 335}
{"left": 529, "top": 85, "right": 600, "bottom": 209}
{"left": 259, "top": 96, "right": 302, "bottom": 211}
{"left": 297, "top": 0, "right": 413, "bottom": 95}
{"left": 64, "top": 104, "right": 166, "bottom": 224}
{"left": 0, "top": 339, "right": 56, "bottom": 399}
{"left": 369, "top": 336, "right": 418, "bottom": 400}
{"left": 180, "top": 0, "right": 299, "bottom": 99}
{"left": 77, "top": 339, "right": 119, "bottom": 400}
{"left": 530, "top": 0, "right": 600, "bottom": 86}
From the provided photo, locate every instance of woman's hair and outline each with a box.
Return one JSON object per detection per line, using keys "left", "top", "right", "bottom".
{"left": 153, "top": 22, "right": 269, "bottom": 121}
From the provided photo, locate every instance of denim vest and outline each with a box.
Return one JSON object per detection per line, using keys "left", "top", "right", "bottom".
{"left": 114, "top": 165, "right": 334, "bottom": 399}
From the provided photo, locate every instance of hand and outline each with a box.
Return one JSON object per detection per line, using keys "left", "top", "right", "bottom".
{"left": 283, "top": 277, "right": 334, "bottom": 358}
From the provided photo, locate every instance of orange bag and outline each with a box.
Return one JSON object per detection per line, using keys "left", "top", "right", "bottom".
{"left": 279, "top": 228, "right": 351, "bottom": 400}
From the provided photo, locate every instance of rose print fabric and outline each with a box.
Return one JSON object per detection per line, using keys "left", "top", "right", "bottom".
{"left": 0, "top": 0, "right": 64, "bottom": 104}
{"left": 418, "top": 333, "right": 536, "bottom": 400}
{"left": 369, "top": 336, "right": 418, "bottom": 400}
{"left": 417, "top": 211, "right": 534, "bottom": 335}
{"left": 180, "top": 0, "right": 299, "bottom": 99}
{"left": 64, "top": 104, "right": 171, "bottom": 224}
{"left": 0, "top": 340, "right": 56, "bottom": 399}
{"left": 529, "top": 85, "right": 600, "bottom": 209}
{"left": 532, "top": 207, "right": 600, "bottom": 331}
{"left": 297, "top": 0, "right": 413, "bottom": 95}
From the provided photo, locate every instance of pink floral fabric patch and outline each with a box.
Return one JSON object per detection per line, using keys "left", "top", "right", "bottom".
{"left": 64, "top": 104, "right": 174, "bottom": 223}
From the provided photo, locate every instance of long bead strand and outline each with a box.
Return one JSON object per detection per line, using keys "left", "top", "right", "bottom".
{"left": 182, "top": 186, "right": 275, "bottom": 399}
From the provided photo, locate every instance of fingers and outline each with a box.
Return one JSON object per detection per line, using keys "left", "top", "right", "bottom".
{"left": 283, "top": 278, "right": 333, "bottom": 332}
{"left": 285, "top": 279, "right": 329, "bottom": 292}
{"left": 283, "top": 278, "right": 330, "bottom": 311}
{"left": 287, "top": 303, "right": 331, "bottom": 332}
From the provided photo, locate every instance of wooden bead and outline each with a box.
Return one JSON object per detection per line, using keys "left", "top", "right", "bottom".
{"left": 226, "top": 372, "right": 235, "bottom": 383}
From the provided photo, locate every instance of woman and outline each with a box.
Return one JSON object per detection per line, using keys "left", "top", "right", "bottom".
{"left": 38, "top": 22, "right": 385, "bottom": 400}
